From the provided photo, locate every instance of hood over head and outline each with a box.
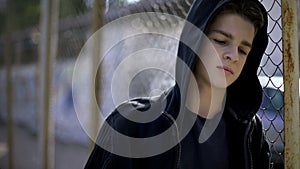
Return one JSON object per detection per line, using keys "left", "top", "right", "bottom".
{"left": 167, "top": 0, "right": 269, "bottom": 122}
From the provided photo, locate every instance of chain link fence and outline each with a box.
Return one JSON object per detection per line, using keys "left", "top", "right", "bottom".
{"left": 258, "top": 0, "right": 284, "bottom": 168}
{"left": 0, "top": 0, "right": 291, "bottom": 168}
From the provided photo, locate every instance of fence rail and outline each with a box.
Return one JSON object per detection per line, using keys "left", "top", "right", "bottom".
{"left": 0, "top": 0, "right": 299, "bottom": 168}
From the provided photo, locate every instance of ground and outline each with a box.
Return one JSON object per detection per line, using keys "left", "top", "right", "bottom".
{"left": 0, "top": 122, "right": 91, "bottom": 169}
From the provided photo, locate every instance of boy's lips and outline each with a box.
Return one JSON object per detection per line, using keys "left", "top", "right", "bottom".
{"left": 217, "top": 65, "right": 234, "bottom": 75}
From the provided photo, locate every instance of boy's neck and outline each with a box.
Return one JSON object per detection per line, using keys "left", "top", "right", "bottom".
{"left": 185, "top": 78, "right": 226, "bottom": 119}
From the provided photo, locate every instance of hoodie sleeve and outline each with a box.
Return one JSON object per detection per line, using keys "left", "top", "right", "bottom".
{"left": 259, "top": 134, "right": 271, "bottom": 169}
{"left": 84, "top": 97, "right": 170, "bottom": 169}
{"left": 84, "top": 109, "right": 135, "bottom": 169}
{"left": 84, "top": 144, "right": 113, "bottom": 169}
{"left": 84, "top": 113, "right": 115, "bottom": 169}
{"left": 253, "top": 115, "right": 271, "bottom": 169}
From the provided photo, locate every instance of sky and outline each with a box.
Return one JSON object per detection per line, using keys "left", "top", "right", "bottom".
{"left": 127, "top": 0, "right": 140, "bottom": 3}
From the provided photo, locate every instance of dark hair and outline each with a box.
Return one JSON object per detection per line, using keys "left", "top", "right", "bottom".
{"left": 210, "top": 1, "right": 265, "bottom": 34}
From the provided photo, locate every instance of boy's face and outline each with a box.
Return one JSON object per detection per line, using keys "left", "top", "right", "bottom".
{"left": 195, "top": 13, "right": 255, "bottom": 88}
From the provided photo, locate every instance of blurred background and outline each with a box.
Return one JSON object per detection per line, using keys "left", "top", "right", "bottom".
{"left": 0, "top": 0, "right": 298, "bottom": 169}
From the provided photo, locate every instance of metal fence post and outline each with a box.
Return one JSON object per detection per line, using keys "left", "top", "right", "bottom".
{"left": 281, "top": 0, "right": 300, "bottom": 168}
{"left": 89, "top": 0, "right": 106, "bottom": 152}
{"left": 4, "top": 0, "right": 14, "bottom": 168}
{"left": 38, "top": 0, "right": 59, "bottom": 168}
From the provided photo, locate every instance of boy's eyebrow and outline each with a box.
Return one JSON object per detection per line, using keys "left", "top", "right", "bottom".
{"left": 210, "top": 29, "right": 253, "bottom": 48}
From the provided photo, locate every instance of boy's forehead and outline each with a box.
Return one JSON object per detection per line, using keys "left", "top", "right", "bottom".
{"left": 207, "top": 14, "right": 255, "bottom": 44}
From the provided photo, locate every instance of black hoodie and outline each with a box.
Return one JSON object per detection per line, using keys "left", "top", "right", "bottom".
{"left": 174, "top": 0, "right": 269, "bottom": 123}
{"left": 85, "top": 0, "right": 270, "bottom": 169}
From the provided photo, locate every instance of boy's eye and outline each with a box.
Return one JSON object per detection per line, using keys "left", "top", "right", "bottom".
{"left": 239, "top": 48, "right": 248, "bottom": 55}
{"left": 213, "top": 39, "right": 226, "bottom": 45}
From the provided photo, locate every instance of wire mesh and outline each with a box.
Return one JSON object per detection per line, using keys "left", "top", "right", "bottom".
{"left": 258, "top": 0, "right": 284, "bottom": 168}
{"left": 0, "top": 0, "right": 287, "bottom": 168}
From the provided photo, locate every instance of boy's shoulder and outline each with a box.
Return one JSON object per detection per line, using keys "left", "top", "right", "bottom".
{"left": 104, "top": 93, "right": 175, "bottom": 138}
